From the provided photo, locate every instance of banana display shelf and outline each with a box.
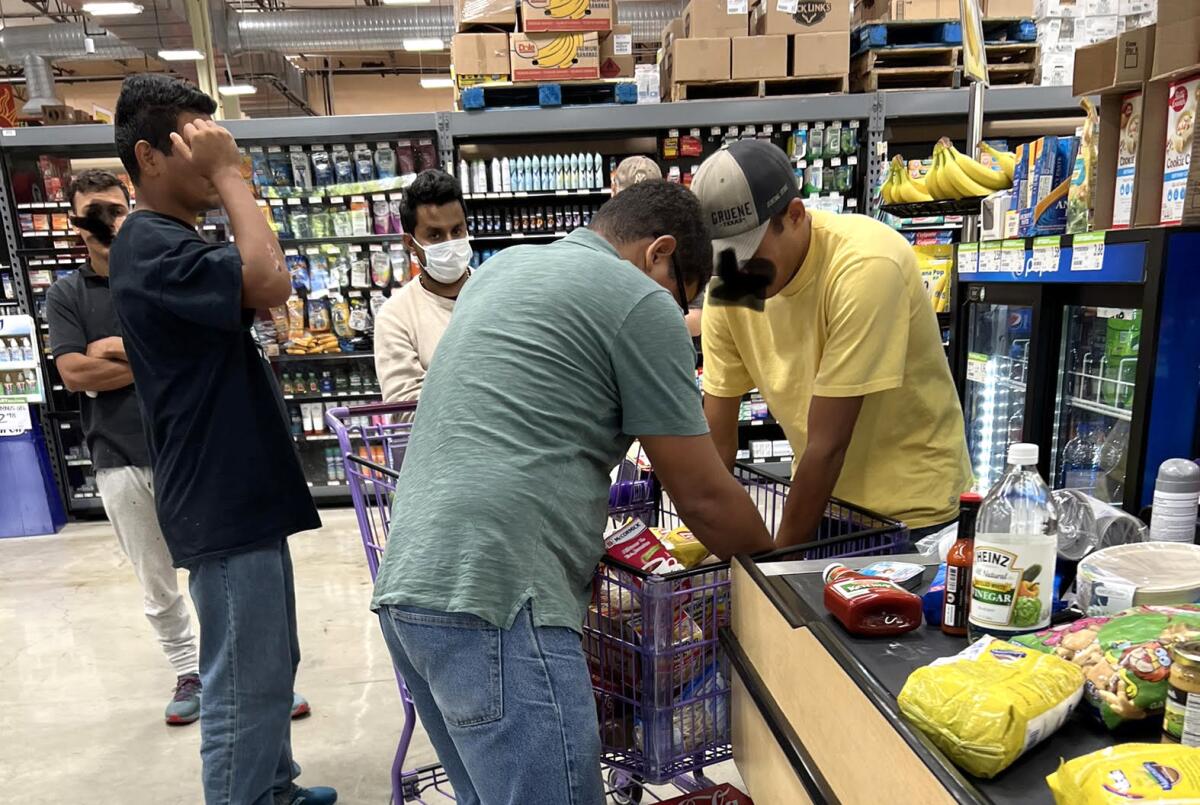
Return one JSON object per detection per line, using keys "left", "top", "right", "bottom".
{"left": 880, "top": 137, "right": 1015, "bottom": 218}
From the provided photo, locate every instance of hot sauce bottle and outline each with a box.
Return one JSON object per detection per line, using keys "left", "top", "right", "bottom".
{"left": 943, "top": 492, "right": 984, "bottom": 636}
{"left": 822, "top": 563, "right": 923, "bottom": 637}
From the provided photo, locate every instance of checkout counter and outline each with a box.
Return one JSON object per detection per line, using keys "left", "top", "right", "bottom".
{"left": 722, "top": 553, "right": 1153, "bottom": 804}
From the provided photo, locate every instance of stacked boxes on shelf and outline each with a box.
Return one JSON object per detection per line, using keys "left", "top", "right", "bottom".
{"left": 1037, "top": 0, "right": 1158, "bottom": 86}
{"left": 659, "top": 0, "right": 850, "bottom": 97}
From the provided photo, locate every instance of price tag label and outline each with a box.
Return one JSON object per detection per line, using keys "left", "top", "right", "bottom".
{"left": 0, "top": 403, "right": 31, "bottom": 436}
{"left": 777, "top": 0, "right": 798, "bottom": 12}
{"left": 1001, "top": 239, "right": 1026, "bottom": 275}
{"left": 956, "top": 242, "right": 979, "bottom": 275}
{"left": 1031, "top": 235, "right": 1061, "bottom": 276}
{"left": 1070, "top": 231, "right": 1106, "bottom": 272}
{"left": 966, "top": 352, "right": 989, "bottom": 383}
{"left": 727, "top": 0, "right": 747, "bottom": 13}
{"left": 978, "top": 241, "right": 1003, "bottom": 273}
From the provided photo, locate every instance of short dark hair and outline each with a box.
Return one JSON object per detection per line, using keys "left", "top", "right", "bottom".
{"left": 67, "top": 169, "right": 130, "bottom": 212}
{"left": 589, "top": 179, "right": 713, "bottom": 289}
{"left": 401, "top": 169, "right": 466, "bottom": 233}
{"left": 114, "top": 74, "right": 217, "bottom": 185}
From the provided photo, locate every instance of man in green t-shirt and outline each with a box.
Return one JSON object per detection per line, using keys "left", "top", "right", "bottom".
{"left": 371, "top": 180, "right": 773, "bottom": 804}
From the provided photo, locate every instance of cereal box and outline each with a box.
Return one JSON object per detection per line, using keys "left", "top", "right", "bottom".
{"left": 1161, "top": 73, "right": 1200, "bottom": 226}
{"left": 1112, "top": 90, "right": 1142, "bottom": 229}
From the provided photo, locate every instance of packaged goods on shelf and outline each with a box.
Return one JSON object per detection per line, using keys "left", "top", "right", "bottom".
{"left": 898, "top": 636, "right": 1085, "bottom": 779}
{"left": 791, "top": 31, "right": 851, "bottom": 78}
{"left": 671, "top": 37, "right": 732, "bottom": 82}
{"left": 1047, "top": 743, "right": 1200, "bottom": 804}
{"left": 752, "top": 0, "right": 850, "bottom": 35}
{"left": 1067, "top": 98, "right": 1099, "bottom": 233}
{"left": 599, "top": 24, "right": 635, "bottom": 78}
{"left": 855, "top": 0, "right": 958, "bottom": 23}
{"left": 1160, "top": 73, "right": 1199, "bottom": 226}
{"left": 731, "top": 34, "right": 788, "bottom": 79}
{"left": 683, "top": 0, "right": 748, "bottom": 38}
{"left": 519, "top": 0, "right": 613, "bottom": 33}
{"left": 509, "top": 31, "right": 601, "bottom": 81}
{"left": 1008, "top": 135, "right": 1079, "bottom": 235}
{"left": 451, "top": 33, "right": 512, "bottom": 87}
{"left": 1013, "top": 604, "right": 1200, "bottom": 729}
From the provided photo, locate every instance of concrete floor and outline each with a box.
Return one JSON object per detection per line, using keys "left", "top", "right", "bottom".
{"left": 0, "top": 508, "right": 740, "bottom": 804}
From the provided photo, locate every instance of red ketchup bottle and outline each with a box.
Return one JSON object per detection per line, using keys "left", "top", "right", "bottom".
{"left": 822, "top": 563, "right": 923, "bottom": 637}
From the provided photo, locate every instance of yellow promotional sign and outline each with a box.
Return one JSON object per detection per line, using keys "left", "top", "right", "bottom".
{"left": 960, "top": 0, "right": 989, "bottom": 85}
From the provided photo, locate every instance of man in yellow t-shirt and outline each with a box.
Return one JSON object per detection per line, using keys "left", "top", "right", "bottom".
{"left": 692, "top": 140, "right": 971, "bottom": 545}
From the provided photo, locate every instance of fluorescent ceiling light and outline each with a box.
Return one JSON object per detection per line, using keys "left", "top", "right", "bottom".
{"left": 218, "top": 84, "right": 258, "bottom": 96}
{"left": 82, "top": 2, "right": 144, "bottom": 15}
{"left": 403, "top": 38, "right": 444, "bottom": 52}
{"left": 419, "top": 77, "right": 454, "bottom": 89}
{"left": 158, "top": 49, "right": 204, "bottom": 61}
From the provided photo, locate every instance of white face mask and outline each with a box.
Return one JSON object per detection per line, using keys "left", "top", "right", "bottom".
{"left": 416, "top": 237, "right": 472, "bottom": 284}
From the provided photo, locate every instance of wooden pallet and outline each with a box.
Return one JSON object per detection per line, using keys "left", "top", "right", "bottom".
{"left": 672, "top": 74, "right": 848, "bottom": 101}
{"left": 851, "top": 63, "right": 959, "bottom": 92}
{"left": 852, "top": 45, "right": 959, "bottom": 72}
{"left": 458, "top": 80, "right": 637, "bottom": 110}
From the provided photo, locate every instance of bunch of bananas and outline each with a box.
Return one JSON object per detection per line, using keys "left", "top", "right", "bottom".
{"left": 882, "top": 139, "right": 1017, "bottom": 205}
{"left": 535, "top": 33, "right": 583, "bottom": 68}
{"left": 544, "top": 0, "right": 591, "bottom": 19}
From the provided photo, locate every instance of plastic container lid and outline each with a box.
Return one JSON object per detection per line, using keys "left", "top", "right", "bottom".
{"left": 1155, "top": 458, "right": 1200, "bottom": 495}
{"left": 1008, "top": 443, "right": 1039, "bottom": 466}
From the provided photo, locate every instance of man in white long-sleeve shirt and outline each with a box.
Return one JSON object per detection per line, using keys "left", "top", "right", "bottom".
{"left": 375, "top": 169, "right": 471, "bottom": 402}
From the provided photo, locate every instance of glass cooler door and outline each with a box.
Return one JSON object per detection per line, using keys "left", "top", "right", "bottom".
{"left": 963, "top": 302, "right": 1033, "bottom": 493}
{"left": 1051, "top": 306, "right": 1141, "bottom": 503}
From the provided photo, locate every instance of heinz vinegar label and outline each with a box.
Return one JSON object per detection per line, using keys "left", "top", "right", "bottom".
{"left": 968, "top": 533, "right": 1056, "bottom": 633}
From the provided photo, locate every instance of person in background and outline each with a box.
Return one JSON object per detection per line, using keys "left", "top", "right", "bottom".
{"left": 45, "top": 169, "right": 204, "bottom": 725}
{"left": 109, "top": 74, "right": 335, "bottom": 805}
{"left": 692, "top": 140, "right": 971, "bottom": 546}
{"left": 371, "top": 179, "right": 774, "bottom": 805}
{"left": 374, "top": 169, "right": 470, "bottom": 403}
{"left": 610, "top": 156, "right": 704, "bottom": 340}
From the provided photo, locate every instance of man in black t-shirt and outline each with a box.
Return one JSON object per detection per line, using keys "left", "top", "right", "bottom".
{"left": 109, "top": 75, "right": 335, "bottom": 805}
{"left": 46, "top": 169, "right": 203, "bottom": 725}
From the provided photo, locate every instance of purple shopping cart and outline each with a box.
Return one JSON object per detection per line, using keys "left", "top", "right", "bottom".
{"left": 591, "top": 462, "right": 907, "bottom": 803}
{"left": 328, "top": 402, "right": 907, "bottom": 804}
{"left": 325, "top": 401, "right": 452, "bottom": 805}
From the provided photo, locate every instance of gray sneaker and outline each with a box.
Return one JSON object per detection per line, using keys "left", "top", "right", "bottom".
{"left": 165, "top": 673, "right": 202, "bottom": 725}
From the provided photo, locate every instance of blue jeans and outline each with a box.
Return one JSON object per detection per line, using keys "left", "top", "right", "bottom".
{"left": 188, "top": 540, "right": 301, "bottom": 805}
{"left": 378, "top": 603, "right": 604, "bottom": 805}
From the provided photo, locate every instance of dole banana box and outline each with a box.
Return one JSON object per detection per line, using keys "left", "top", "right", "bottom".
{"left": 509, "top": 31, "right": 601, "bottom": 81}
{"left": 520, "top": 0, "right": 613, "bottom": 33}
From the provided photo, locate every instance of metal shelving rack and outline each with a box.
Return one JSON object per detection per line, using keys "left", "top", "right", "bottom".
{"left": 0, "top": 87, "right": 1086, "bottom": 518}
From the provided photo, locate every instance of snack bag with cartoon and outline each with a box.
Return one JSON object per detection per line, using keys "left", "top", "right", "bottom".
{"left": 1047, "top": 743, "right": 1200, "bottom": 804}
{"left": 1013, "top": 604, "right": 1200, "bottom": 729}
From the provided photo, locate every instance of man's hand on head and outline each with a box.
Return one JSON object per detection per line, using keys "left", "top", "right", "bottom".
{"left": 86, "top": 336, "right": 126, "bottom": 362}
{"left": 170, "top": 119, "right": 242, "bottom": 182}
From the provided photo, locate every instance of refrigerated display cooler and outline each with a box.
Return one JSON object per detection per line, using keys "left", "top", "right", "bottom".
{"left": 953, "top": 228, "right": 1200, "bottom": 513}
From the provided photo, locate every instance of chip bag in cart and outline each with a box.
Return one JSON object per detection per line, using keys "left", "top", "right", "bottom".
{"left": 1047, "top": 744, "right": 1200, "bottom": 804}
{"left": 898, "top": 637, "right": 1085, "bottom": 779}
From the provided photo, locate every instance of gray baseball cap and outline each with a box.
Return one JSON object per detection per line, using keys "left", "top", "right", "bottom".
{"left": 691, "top": 139, "right": 800, "bottom": 266}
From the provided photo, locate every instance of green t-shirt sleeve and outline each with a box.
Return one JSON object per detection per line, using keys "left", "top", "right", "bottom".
{"left": 611, "top": 291, "right": 710, "bottom": 437}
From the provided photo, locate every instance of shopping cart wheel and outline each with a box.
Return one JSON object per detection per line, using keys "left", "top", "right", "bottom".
{"left": 606, "top": 768, "right": 644, "bottom": 804}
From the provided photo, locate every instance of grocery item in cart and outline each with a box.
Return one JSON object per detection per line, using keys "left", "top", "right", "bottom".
{"left": 658, "top": 527, "right": 708, "bottom": 569}
{"left": 898, "top": 636, "right": 1084, "bottom": 779}
{"left": 604, "top": 517, "right": 685, "bottom": 575}
{"left": 1046, "top": 743, "right": 1200, "bottom": 804}
{"left": 1013, "top": 604, "right": 1200, "bottom": 729}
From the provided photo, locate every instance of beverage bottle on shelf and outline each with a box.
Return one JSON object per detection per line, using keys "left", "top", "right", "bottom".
{"left": 607, "top": 155, "right": 617, "bottom": 187}
{"left": 290, "top": 410, "right": 303, "bottom": 438}
{"left": 943, "top": 492, "right": 983, "bottom": 636}
{"left": 1096, "top": 419, "right": 1130, "bottom": 503}
{"left": 349, "top": 367, "right": 362, "bottom": 392}
{"left": 822, "top": 563, "right": 923, "bottom": 637}
{"left": 307, "top": 371, "right": 319, "bottom": 393}
{"left": 20, "top": 337, "right": 34, "bottom": 361}
{"left": 320, "top": 370, "right": 334, "bottom": 394}
{"left": 281, "top": 372, "right": 294, "bottom": 395}
{"left": 969, "top": 443, "right": 1059, "bottom": 640}
{"left": 1061, "top": 423, "right": 1101, "bottom": 492}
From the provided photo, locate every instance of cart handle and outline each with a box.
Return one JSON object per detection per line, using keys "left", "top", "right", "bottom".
{"left": 336, "top": 400, "right": 418, "bottom": 417}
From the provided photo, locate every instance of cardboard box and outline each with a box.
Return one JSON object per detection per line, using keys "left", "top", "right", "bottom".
{"left": 731, "top": 34, "right": 788, "bottom": 78}
{"left": 986, "top": 0, "right": 1035, "bottom": 16}
{"left": 752, "top": 0, "right": 850, "bottom": 36}
{"left": 42, "top": 105, "right": 73, "bottom": 125}
{"left": 454, "top": 0, "right": 517, "bottom": 31}
{"left": 1035, "top": 0, "right": 1081, "bottom": 18}
{"left": 1114, "top": 23, "right": 1155, "bottom": 84}
{"left": 520, "top": 0, "right": 613, "bottom": 33}
{"left": 509, "top": 31, "right": 601, "bottom": 80}
{"left": 661, "top": 16, "right": 685, "bottom": 48}
{"left": 1133, "top": 77, "right": 1172, "bottom": 226}
{"left": 683, "top": 0, "right": 748, "bottom": 39}
{"left": 1083, "top": 15, "right": 1120, "bottom": 43}
{"left": 1073, "top": 38, "right": 1117, "bottom": 95}
{"left": 600, "top": 24, "right": 635, "bottom": 77}
{"left": 672, "top": 36, "right": 731, "bottom": 81}
{"left": 1151, "top": 2, "right": 1200, "bottom": 80}
{"left": 1083, "top": 0, "right": 1117, "bottom": 14}
{"left": 452, "top": 33, "right": 512, "bottom": 86}
{"left": 854, "top": 0, "right": 955, "bottom": 23}
{"left": 791, "top": 30, "right": 849, "bottom": 75}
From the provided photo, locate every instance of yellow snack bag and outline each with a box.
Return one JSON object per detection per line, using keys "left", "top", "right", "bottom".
{"left": 659, "top": 527, "right": 709, "bottom": 569}
{"left": 898, "top": 637, "right": 1085, "bottom": 779}
{"left": 1047, "top": 744, "right": 1200, "bottom": 804}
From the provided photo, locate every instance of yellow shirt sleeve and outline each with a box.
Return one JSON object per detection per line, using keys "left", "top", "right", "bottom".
{"left": 813, "top": 256, "right": 910, "bottom": 398}
{"left": 700, "top": 294, "right": 755, "bottom": 398}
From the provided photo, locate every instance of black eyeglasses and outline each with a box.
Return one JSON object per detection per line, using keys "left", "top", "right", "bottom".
{"left": 670, "top": 254, "right": 690, "bottom": 315}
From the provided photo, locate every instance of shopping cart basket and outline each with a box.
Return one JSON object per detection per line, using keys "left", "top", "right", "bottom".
{"left": 325, "top": 401, "right": 452, "bottom": 805}
{"left": 589, "top": 462, "right": 908, "bottom": 802}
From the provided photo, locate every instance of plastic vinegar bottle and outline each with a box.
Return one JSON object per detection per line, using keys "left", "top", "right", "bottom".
{"left": 969, "top": 443, "right": 1059, "bottom": 640}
